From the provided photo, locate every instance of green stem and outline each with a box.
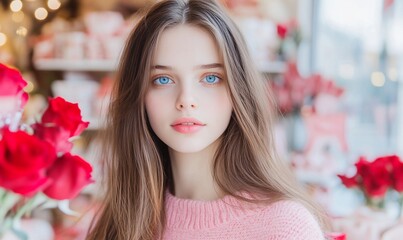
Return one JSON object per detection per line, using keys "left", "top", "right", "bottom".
{"left": 9, "top": 194, "right": 48, "bottom": 240}
{"left": 0, "top": 188, "right": 5, "bottom": 200}
{"left": 12, "top": 193, "right": 47, "bottom": 221}
{"left": 0, "top": 191, "right": 21, "bottom": 224}
{"left": 0, "top": 193, "right": 48, "bottom": 238}
{"left": 365, "top": 195, "right": 385, "bottom": 211}
{"left": 398, "top": 194, "right": 403, "bottom": 220}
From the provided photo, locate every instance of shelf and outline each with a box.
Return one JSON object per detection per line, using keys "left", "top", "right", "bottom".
{"left": 35, "top": 59, "right": 286, "bottom": 74}
{"left": 34, "top": 59, "right": 118, "bottom": 72}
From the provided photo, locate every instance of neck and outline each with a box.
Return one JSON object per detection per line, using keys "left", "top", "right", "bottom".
{"left": 169, "top": 139, "right": 222, "bottom": 201}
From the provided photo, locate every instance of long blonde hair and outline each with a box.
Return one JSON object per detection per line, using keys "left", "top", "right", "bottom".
{"left": 87, "top": 0, "right": 328, "bottom": 239}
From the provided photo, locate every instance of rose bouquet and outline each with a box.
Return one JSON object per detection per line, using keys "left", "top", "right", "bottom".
{"left": 0, "top": 63, "right": 93, "bottom": 239}
{"left": 338, "top": 155, "right": 403, "bottom": 216}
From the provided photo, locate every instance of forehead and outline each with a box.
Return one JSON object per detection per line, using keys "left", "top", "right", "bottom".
{"left": 152, "top": 24, "right": 223, "bottom": 66}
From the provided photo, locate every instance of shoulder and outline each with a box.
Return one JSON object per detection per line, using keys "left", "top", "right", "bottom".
{"left": 253, "top": 200, "right": 325, "bottom": 240}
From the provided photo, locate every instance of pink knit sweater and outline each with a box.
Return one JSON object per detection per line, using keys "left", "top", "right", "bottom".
{"left": 162, "top": 191, "right": 325, "bottom": 240}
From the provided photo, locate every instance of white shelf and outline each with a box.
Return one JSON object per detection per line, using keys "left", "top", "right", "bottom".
{"left": 34, "top": 59, "right": 118, "bottom": 72}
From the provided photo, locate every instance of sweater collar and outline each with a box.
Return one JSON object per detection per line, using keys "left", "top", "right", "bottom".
{"left": 164, "top": 190, "right": 260, "bottom": 230}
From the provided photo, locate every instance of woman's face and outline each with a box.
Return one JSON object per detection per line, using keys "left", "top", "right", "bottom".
{"left": 145, "top": 24, "right": 233, "bottom": 154}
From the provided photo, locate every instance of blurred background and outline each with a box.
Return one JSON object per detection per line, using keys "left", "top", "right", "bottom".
{"left": 1, "top": 0, "right": 403, "bottom": 239}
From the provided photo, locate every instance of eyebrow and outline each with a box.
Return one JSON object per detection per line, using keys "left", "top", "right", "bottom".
{"left": 196, "top": 63, "right": 224, "bottom": 70}
{"left": 151, "top": 63, "right": 224, "bottom": 70}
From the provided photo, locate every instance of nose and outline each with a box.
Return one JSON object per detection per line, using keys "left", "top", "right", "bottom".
{"left": 176, "top": 86, "right": 198, "bottom": 110}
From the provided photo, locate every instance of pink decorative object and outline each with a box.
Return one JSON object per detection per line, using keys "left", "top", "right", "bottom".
{"left": 271, "top": 62, "right": 344, "bottom": 116}
{"left": 304, "top": 113, "right": 348, "bottom": 154}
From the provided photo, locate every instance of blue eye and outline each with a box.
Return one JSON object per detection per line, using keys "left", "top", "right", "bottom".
{"left": 154, "top": 76, "right": 173, "bottom": 85}
{"left": 203, "top": 75, "right": 220, "bottom": 84}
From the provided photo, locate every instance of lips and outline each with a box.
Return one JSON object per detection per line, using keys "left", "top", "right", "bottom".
{"left": 171, "top": 118, "right": 205, "bottom": 126}
{"left": 171, "top": 118, "right": 205, "bottom": 134}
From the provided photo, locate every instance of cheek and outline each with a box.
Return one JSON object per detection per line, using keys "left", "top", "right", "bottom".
{"left": 145, "top": 92, "right": 160, "bottom": 125}
{"left": 208, "top": 89, "right": 232, "bottom": 113}
{"left": 145, "top": 90, "right": 175, "bottom": 133}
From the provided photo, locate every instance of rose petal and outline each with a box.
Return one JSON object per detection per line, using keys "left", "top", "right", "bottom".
{"left": 41, "top": 97, "right": 89, "bottom": 137}
{"left": 337, "top": 174, "right": 358, "bottom": 188}
{"left": 43, "top": 153, "right": 93, "bottom": 200}
{"left": 33, "top": 124, "right": 73, "bottom": 153}
{"left": 0, "top": 129, "right": 56, "bottom": 196}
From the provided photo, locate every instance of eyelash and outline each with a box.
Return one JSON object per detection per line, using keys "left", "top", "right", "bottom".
{"left": 151, "top": 74, "right": 223, "bottom": 86}
{"left": 153, "top": 76, "right": 174, "bottom": 85}
{"left": 201, "top": 74, "right": 222, "bottom": 85}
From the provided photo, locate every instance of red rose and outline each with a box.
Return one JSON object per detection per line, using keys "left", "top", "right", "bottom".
{"left": 0, "top": 129, "right": 56, "bottom": 196}
{"left": 0, "top": 63, "right": 27, "bottom": 96}
{"left": 0, "top": 63, "right": 29, "bottom": 113}
{"left": 41, "top": 97, "right": 89, "bottom": 137}
{"left": 371, "top": 156, "right": 393, "bottom": 184}
{"left": 372, "top": 155, "right": 394, "bottom": 168}
{"left": 361, "top": 158, "right": 392, "bottom": 198}
{"left": 389, "top": 155, "right": 403, "bottom": 192}
{"left": 355, "top": 156, "right": 371, "bottom": 176}
{"left": 362, "top": 177, "right": 389, "bottom": 198}
{"left": 337, "top": 174, "right": 357, "bottom": 188}
{"left": 276, "top": 23, "right": 288, "bottom": 39}
{"left": 43, "top": 153, "right": 93, "bottom": 200}
{"left": 33, "top": 124, "right": 73, "bottom": 154}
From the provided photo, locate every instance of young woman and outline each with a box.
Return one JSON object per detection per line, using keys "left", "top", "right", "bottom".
{"left": 87, "top": 0, "right": 328, "bottom": 239}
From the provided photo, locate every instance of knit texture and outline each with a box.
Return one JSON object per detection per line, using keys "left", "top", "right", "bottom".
{"left": 162, "top": 191, "right": 325, "bottom": 240}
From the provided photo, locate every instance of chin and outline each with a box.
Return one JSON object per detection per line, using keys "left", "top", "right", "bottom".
{"left": 168, "top": 143, "right": 210, "bottom": 154}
